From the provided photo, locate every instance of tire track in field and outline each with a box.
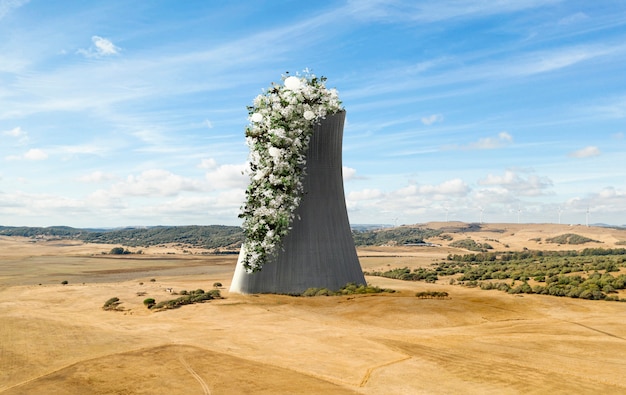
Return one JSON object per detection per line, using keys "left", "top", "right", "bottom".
{"left": 179, "top": 355, "right": 211, "bottom": 395}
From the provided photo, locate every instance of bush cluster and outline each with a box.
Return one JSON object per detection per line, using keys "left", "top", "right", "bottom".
{"left": 477, "top": 271, "right": 626, "bottom": 301}
{"left": 545, "top": 233, "right": 600, "bottom": 245}
{"left": 301, "top": 282, "right": 395, "bottom": 297}
{"left": 102, "top": 297, "right": 122, "bottom": 311}
{"left": 366, "top": 248, "right": 626, "bottom": 302}
{"left": 449, "top": 239, "right": 493, "bottom": 252}
{"left": 149, "top": 289, "right": 221, "bottom": 310}
{"left": 415, "top": 291, "right": 448, "bottom": 299}
{"left": 364, "top": 267, "right": 438, "bottom": 283}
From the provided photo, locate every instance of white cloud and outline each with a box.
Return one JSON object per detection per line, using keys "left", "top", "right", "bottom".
{"left": 394, "top": 179, "right": 469, "bottom": 198}
{"left": 108, "top": 169, "right": 202, "bottom": 197}
{"left": 342, "top": 166, "right": 357, "bottom": 181}
{"left": 447, "top": 131, "right": 513, "bottom": 150}
{"left": 0, "top": 0, "right": 29, "bottom": 19}
{"left": 346, "top": 0, "right": 560, "bottom": 23}
{"left": 205, "top": 163, "right": 247, "bottom": 189}
{"left": 198, "top": 158, "right": 218, "bottom": 169}
{"left": 76, "top": 171, "right": 116, "bottom": 183}
{"left": 24, "top": 148, "right": 48, "bottom": 160}
{"left": 478, "top": 170, "right": 553, "bottom": 196}
{"left": 421, "top": 114, "right": 443, "bottom": 125}
{"left": 5, "top": 148, "right": 48, "bottom": 161}
{"left": 2, "top": 126, "right": 29, "bottom": 144}
{"left": 3, "top": 126, "right": 23, "bottom": 137}
{"left": 568, "top": 145, "right": 600, "bottom": 158}
{"left": 77, "top": 36, "right": 120, "bottom": 58}
{"left": 348, "top": 188, "right": 383, "bottom": 201}
{"left": 558, "top": 12, "right": 588, "bottom": 25}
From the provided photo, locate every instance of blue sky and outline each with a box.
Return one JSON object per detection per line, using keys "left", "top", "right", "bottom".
{"left": 1, "top": 0, "right": 625, "bottom": 228}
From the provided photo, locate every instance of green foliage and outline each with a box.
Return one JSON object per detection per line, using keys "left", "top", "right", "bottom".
{"left": 151, "top": 289, "right": 221, "bottom": 311}
{"left": 364, "top": 267, "right": 438, "bottom": 283}
{"left": 109, "top": 246, "right": 130, "bottom": 255}
{"left": 0, "top": 225, "right": 83, "bottom": 237}
{"left": 61, "top": 280, "right": 68, "bottom": 285}
{"left": 213, "top": 282, "right": 223, "bottom": 288}
{"left": 143, "top": 298, "right": 156, "bottom": 308}
{"left": 367, "top": 248, "right": 626, "bottom": 301}
{"left": 415, "top": 291, "right": 448, "bottom": 299}
{"left": 352, "top": 227, "right": 442, "bottom": 246}
{"left": 545, "top": 233, "right": 600, "bottom": 245}
{"left": 103, "top": 297, "right": 122, "bottom": 310}
{"left": 301, "top": 282, "right": 395, "bottom": 297}
{"left": 449, "top": 239, "right": 492, "bottom": 252}
{"left": 82, "top": 225, "right": 243, "bottom": 249}
{"left": 0, "top": 225, "right": 244, "bottom": 250}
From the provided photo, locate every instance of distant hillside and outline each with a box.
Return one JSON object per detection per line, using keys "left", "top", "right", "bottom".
{"left": 0, "top": 226, "right": 84, "bottom": 237}
{"left": 4, "top": 222, "right": 625, "bottom": 251}
{"left": 81, "top": 225, "right": 243, "bottom": 249}
{"left": 352, "top": 226, "right": 442, "bottom": 246}
{"left": 2, "top": 224, "right": 445, "bottom": 249}
{"left": 0, "top": 225, "right": 243, "bottom": 249}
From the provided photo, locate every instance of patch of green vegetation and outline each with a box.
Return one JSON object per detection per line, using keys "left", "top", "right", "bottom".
{"left": 151, "top": 289, "right": 221, "bottom": 310}
{"left": 143, "top": 298, "right": 156, "bottom": 308}
{"left": 0, "top": 225, "right": 244, "bottom": 250}
{"left": 366, "top": 248, "right": 626, "bottom": 301}
{"left": 301, "top": 282, "right": 395, "bottom": 297}
{"left": 545, "top": 233, "right": 600, "bottom": 245}
{"left": 103, "top": 297, "right": 122, "bottom": 311}
{"left": 352, "top": 227, "right": 442, "bottom": 246}
{"left": 415, "top": 291, "right": 449, "bottom": 299}
{"left": 364, "top": 267, "right": 438, "bottom": 283}
{"left": 82, "top": 225, "right": 244, "bottom": 249}
{"left": 449, "top": 239, "right": 493, "bottom": 252}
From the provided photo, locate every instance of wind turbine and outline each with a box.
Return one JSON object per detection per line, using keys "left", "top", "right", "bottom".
{"left": 586, "top": 206, "right": 590, "bottom": 227}
{"left": 517, "top": 204, "right": 522, "bottom": 224}
{"left": 558, "top": 206, "right": 563, "bottom": 224}
{"left": 479, "top": 206, "right": 485, "bottom": 224}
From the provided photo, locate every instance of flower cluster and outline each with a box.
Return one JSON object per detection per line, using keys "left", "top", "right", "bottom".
{"left": 239, "top": 72, "right": 343, "bottom": 272}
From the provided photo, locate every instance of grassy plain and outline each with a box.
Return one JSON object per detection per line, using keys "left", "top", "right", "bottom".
{"left": 1, "top": 223, "right": 626, "bottom": 394}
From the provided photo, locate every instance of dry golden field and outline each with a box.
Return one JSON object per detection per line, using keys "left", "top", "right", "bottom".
{"left": 1, "top": 223, "right": 626, "bottom": 394}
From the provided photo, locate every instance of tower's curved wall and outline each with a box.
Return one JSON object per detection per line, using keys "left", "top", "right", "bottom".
{"left": 230, "top": 111, "right": 365, "bottom": 294}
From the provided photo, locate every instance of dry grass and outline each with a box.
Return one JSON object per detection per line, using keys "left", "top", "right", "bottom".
{"left": 1, "top": 224, "right": 626, "bottom": 394}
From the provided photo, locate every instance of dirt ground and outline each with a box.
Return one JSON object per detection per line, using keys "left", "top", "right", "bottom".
{"left": 1, "top": 223, "right": 626, "bottom": 394}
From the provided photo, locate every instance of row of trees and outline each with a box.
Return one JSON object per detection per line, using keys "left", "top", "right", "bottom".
{"left": 366, "top": 248, "right": 626, "bottom": 301}
{"left": 474, "top": 271, "right": 626, "bottom": 301}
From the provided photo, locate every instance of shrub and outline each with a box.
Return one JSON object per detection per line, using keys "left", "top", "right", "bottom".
{"left": 150, "top": 289, "right": 221, "bottom": 311}
{"left": 415, "top": 291, "right": 448, "bottom": 299}
{"left": 143, "top": 298, "right": 156, "bottom": 308}
{"left": 61, "top": 280, "right": 68, "bottom": 285}
{"left": 301, "top": 283, "right": 394, "bottom": 297}
{"left": 103, "top": 297, "right": 122, "bottom": 311}
{"left": 213, "top": 282, "right": 223, "bottom": 288}
{"left": 109, "top": 247, "right": 131, "bottom": 255}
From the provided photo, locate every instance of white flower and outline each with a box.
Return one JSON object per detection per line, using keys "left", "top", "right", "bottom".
{"left": 268, "top": 146, "right": 282, "bottom": 160}
{"left": 303, "top": 110, "right": 315, "bottom": 121}
{"left": 250, "top": 112, "right": 263, "bottom": 123}
{"left": 284, "top": 76, "right": 302, "bottom": 91}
